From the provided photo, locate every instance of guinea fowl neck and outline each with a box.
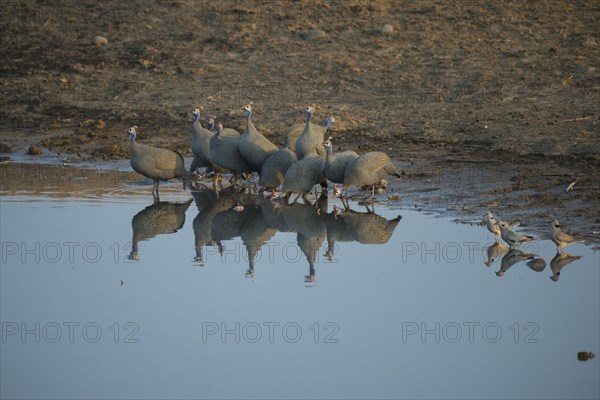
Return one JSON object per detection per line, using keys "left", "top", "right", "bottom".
{"left": 326, "top": 116, "right": 333, "bottom": 130}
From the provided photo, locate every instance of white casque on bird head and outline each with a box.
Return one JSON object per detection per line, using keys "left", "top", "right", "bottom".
{"left": 206, "top": 115, "right": 215, "bottom": 131}
{"left": 305, "top": 106, "right": 314, "bottom": 122}
{"left": 326, "top": 114, "right": 335, "bottom": 129}
{"left": 128, "top": 126, "right": 138, "bottom": 141}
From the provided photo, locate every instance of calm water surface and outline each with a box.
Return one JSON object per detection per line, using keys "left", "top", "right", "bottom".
{"left": 1, "top": 164, "right": 598, "bottom": 399}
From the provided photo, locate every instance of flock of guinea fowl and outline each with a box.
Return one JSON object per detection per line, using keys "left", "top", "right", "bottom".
{"left": 128, "top": 103, "right": 400, "bottom": 199}
{"left": 127, "top": 102, "right": 584, "bottom": 260}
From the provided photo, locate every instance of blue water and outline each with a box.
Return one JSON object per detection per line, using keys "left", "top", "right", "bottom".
{"left": 1, "top": 169, "right": 598, "bottom": 399}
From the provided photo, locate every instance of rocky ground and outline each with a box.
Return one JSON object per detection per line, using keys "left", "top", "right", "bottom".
{"left": 0, "top": 0, "right": 599, "bottom": 242}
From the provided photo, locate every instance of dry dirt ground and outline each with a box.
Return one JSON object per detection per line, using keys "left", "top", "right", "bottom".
{"left": 0, "top": 0, "right": 599, "bottom": 242}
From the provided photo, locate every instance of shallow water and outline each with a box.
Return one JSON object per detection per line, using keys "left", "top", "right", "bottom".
{"left": 1, "top": 164, "right": 599, "bottom": 399}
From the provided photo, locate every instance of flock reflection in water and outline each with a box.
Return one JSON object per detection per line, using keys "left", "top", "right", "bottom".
{"left": 128, "top": 188, "right": 401, "bottom": 284}
{"left": 126, "top": 189, "right": 584, "bottom": 284}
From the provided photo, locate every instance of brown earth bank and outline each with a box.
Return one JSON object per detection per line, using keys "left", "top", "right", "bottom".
{"left": 1, "top": 0, "right": 599, "bottom": 242}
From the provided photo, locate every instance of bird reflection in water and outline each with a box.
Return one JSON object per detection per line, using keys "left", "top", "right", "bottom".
{"left": 484, "top": 242, "right": 509, "bottom": 267}
{"left": 190, "top": 188, "right": 402, "bottom": 285}
{"left": 495, "top": 249, "right": 537, "bottom": 277}
{"left": 549, "top": 252, "right": 582, "bottom": 282}
{"left": 128, "top": 197, "right": 192, "bottom": 260}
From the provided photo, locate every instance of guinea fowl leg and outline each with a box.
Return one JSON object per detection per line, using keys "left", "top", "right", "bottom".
{"left": 341, "top": 197, "right": 350, "bottom": 211}
{"left": 212, "top": 173, "right": 220, "bottom": 192}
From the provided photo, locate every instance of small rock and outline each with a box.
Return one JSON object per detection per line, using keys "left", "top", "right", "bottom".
{"left": 577, "top": 352, "right": 595, "bottom": 361}
{"left": 378, "top": 24, "right": 394, "bottom": 35}
{"left": 0, "top": 142, "right": 12, "bottom": 153}
{"left": 305, "top": 29, "right": 326, "bottom": 41}
{"left": 93, "top": 36, "right": 108, "bottom": 46}
{"left": 526, "top": 258, "right": 547, "bottom": 272}
{"left": 479, "top": 201, "right": 498, "bottom": 207}
{"left": 27, "top": 146, "right": 43, "bottom": 155}
{"left": 226, "top": 52, "right": 241, "bottom": 62}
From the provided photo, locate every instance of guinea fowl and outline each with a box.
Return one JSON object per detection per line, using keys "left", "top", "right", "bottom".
{"left": 239, "top": 103, "right": 278, "bottom": 172}
{"left": 343, "top": 151, "right": 401, "bottom": 198}
{"left": 281, "top": 154, "right": 325, "bottom": 199}
{"left": 284, "top": 113, "right": 335, "bottom": 155}
{"left": 322, "top": 137, "right": 358, "bottom": 185}
{"left": 190, "top": 107, "right": 214, "bottom": 175}
{"left": 209, "top": 123, "right": 253, "bottom": 189}
{"left": 128, "top": 126, "right": 187, "bottom": 195}
{"left": 295, "top": 107, "right": 335, "bottom": 159}
{"left": 259, "top": 137, "right": 298, "bottom": 191}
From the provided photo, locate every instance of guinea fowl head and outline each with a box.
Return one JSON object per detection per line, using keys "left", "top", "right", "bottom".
{"left": 128, "top": 126, "right": 138, "bottom": 142}
{"left": 305, "top": 106, "right": 313, "bottom": 122}
{"left": 216, "top": 123, "right": 224, "bottom": 136}
{"left": 192, "top": 106, "right": 202, "bottom": 119}
{"left": 552, "top": 219, "right": 560, "bottom": 229}
{"left": 326, "top": 114, "right": 335, "bottom": 130}
{"left": 242, "top": 102, "right": 253, "bottom": 120}
{"left": 206, "top": 115, "right": 215, "bottom": 131}
{"left": 323, "top": 137, "right": 333, "bottom": 154}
